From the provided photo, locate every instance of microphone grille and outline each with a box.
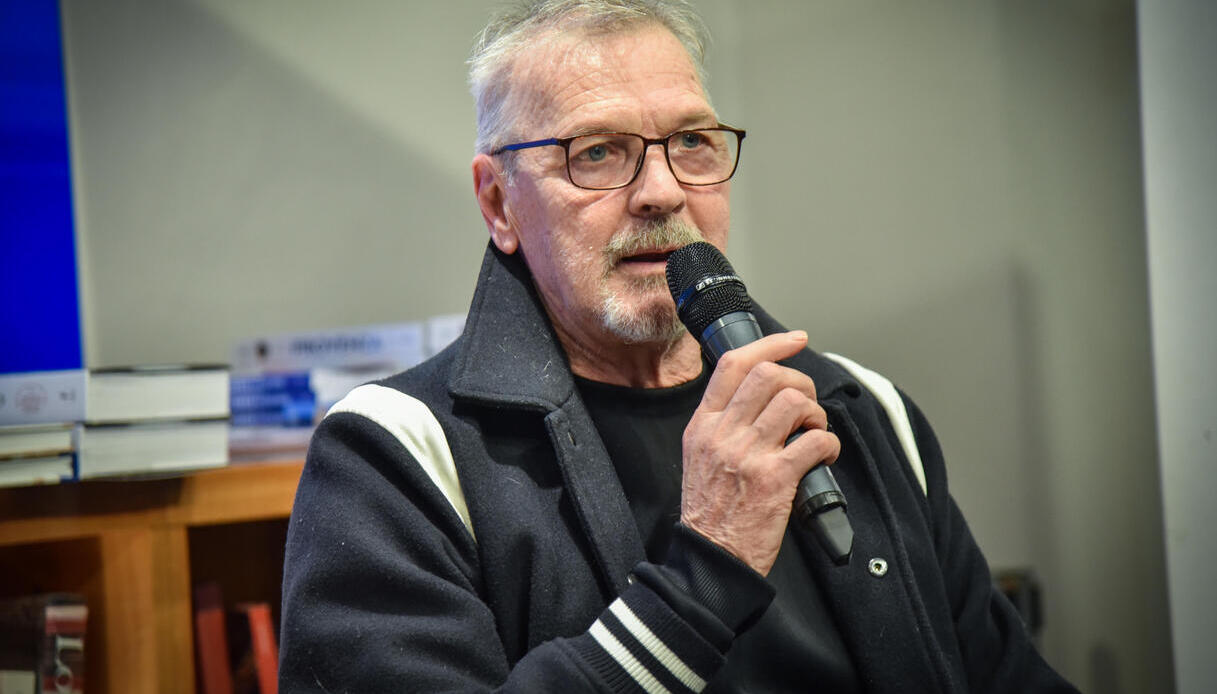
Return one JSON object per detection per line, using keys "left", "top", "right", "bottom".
{"left": 665, "top": 242, "right": 754, "bottom": 337}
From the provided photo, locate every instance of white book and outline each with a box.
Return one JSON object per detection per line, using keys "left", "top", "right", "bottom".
{"left": 0, "top": 423, "right": 74, "bottom": 459}
{"left": 0, "top": 366, "right": 229, "bottom": 426}
{"left": 75, "top": 419, "right": 228, "bottom": 479}
{"left": 230, "top": 322, "right": 425, "bottom": 373}
{"left": 0, "top": 453, "right": 75, "bottom": 488}
{"left": 85, "top": 365, "right": 229, "bottom": 423}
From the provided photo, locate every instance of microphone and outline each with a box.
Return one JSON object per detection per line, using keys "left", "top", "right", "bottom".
{"left": 666, "top": 241, "right": 853, "bottom": 566}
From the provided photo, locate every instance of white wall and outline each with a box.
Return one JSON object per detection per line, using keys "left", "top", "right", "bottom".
{"left": 63, "top": 0, "right": 494, "bottom": 366}
{"left": 60, "top": 1, "right": 1171, "bottom": 691}
{"left": 1138, "top": 2, "right": 1217, "bottom": 693}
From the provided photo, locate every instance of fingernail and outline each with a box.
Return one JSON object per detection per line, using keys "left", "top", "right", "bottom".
{"left": 790, "top": 330, "right": 807, "bottom": 342}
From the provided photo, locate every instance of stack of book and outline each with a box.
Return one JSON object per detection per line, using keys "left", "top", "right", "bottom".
{"left": 228, "top": 315, "right": 465, "bottom": 462}
{"left": 0, "top": 593, "right": 87, "bottom": 694}
{"left": 0, "top": 365, "right": 230, "bottom": 485}
{"left": 2, "top": 1, "right": 236, "bottom": 487}
{"left": 228, "top": 367, "right": 367, "bottom": 462}
{"left": 0, "top": 423, "right": 74, "bottom": 488}
{"left": 0, "top": 12, "right": 231, "bottom": 483}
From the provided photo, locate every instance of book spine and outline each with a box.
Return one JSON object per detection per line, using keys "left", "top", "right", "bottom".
{"left": 229, "top": 372, "right": 313, "bottom": 396}
{"left": 41, "top": 603, "right": 87, "bottom": 694}
{"left": 193, "top": 583, "right": 234, "bottom": 694}
{"left": 230, "top": 410, "right": 315, "bottom": 428}
{"left": 230, "top": 378, "right": 317, "bottom": 427}
{"left": 231, "top": 390, "right": 315, "bottom": 412}
{"left": 0, "top": 371, "right": 86, "bottom": 426}
{"left": 243, "top": 603, "right": 279, "bottom": 694}
{"left": 230, "top": 323, "right": 425, "bottom": 373}
{"left": 0, "top": 454, "right": 76, "bottom": 488}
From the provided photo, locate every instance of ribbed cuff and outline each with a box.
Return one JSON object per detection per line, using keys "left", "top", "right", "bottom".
{"left": 568, "top": 581, "right": 725, "bottom": 693}
{"left": 632, "top": 524, "right": 775, "bottom": 648}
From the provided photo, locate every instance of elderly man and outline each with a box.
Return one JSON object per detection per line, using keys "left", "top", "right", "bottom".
{"left": 279, "top": 2, "right": 1076, "bottom": 692}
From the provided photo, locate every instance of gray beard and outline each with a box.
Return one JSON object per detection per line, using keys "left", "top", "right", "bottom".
{"left": 601, "top": 274, "right": 687, "bottom": 344}
{"left": 598, "top": 218, "right": 705, "bottom": 345}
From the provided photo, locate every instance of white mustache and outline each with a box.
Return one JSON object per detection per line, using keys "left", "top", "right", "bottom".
{"left": 604, "top": 219, "right": 705, "bottom": 266}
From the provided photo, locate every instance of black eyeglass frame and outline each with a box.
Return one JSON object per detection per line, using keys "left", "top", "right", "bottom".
{"left": 490, "top": 125, "right": 747, "bottom": 190}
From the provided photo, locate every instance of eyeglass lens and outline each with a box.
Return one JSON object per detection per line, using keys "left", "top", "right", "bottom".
{"left": 566, "top": 129, "right": 739, "bottom": 189}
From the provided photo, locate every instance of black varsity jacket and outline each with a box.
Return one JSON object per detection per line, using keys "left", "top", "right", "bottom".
{"left": 279, "top": 243, "right": 1077, "bottom": 693}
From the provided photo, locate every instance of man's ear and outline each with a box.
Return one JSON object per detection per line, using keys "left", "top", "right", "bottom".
{"left": 472, "top": 153, "right": 519, "bottom": 255}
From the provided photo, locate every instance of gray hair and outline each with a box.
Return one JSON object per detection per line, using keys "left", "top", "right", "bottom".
{"left": 468, "top": 0, "right": 712, "bottom": 162}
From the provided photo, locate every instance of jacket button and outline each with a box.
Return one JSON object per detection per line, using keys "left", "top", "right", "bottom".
{"left": 868, "top": 557, "right": 889, "bottom": 577}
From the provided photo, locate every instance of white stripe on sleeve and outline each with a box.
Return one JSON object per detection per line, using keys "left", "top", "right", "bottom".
{"left": 608, "top": 600, "right": 706, "bottom": 692}
{"left": 589, "top": 619, "right": 673, "bottom": 694}
{"left": 327, "top": 384, "right": 475, "bottom": 540}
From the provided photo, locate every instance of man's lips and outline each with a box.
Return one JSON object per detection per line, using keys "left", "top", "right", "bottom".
{"left": 618, "top": 250, "right": 675, "bottom": 265}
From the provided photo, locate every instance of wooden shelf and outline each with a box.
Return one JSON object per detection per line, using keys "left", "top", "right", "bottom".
{"left": 0, "top": 460, "right": 304, "bottom": 694}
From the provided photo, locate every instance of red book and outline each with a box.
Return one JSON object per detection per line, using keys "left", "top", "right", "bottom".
{"left": 193, "top": 583, "right": 234, "bottom": 694}
{"left": 244, "top": 603, "right": 278, "bottom": 694}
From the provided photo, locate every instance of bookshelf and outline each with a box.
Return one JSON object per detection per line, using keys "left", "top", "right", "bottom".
{"left": 0, "top": 460, "right": 303, "bottom": 694}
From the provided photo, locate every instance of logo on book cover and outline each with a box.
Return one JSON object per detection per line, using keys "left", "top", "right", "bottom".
{"left": 16, "top": 383, "right": 48, "bottom": 414}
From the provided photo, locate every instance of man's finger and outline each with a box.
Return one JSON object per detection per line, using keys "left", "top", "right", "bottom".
{"left": 719, "top": 365, "right": 817, "bottom": 432}
{"left": 750, "top": 389, "right": 828, "bottom": 446}
{"left": 701, "top": 330, "right": 810, "bottom": 411}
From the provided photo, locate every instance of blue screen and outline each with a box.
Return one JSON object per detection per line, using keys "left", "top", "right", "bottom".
{"left": 0, "top": 0, "right": 84, "bottom": 373}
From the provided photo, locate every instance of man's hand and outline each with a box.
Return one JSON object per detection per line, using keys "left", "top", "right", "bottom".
{"left": 680, "top": 330, "right": 840, "bottom": 576}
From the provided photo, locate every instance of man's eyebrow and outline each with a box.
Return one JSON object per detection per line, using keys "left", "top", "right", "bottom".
{"left": 561, "top": 113, "right": 720, "bottom": 138}
{"left": 562, "top": 124, "right": 622, "bottom": 137}
{"left": 673, "top": 111, "right": 720, "bottom": 130}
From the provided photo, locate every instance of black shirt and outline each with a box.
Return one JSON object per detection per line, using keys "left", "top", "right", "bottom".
{"left": 575, "top": 372, "right": 702, "bottom": 563}
{"left": 576, "top": 371, "right": 861, "bottom": 693}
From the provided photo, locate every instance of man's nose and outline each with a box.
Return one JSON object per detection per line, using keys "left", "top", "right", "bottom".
{"left": 628, "top": 143, "right": 686, "bottom": 217}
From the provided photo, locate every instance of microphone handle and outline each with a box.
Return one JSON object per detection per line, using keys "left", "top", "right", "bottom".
{"left": 700, "top": 313, "right": 854, "bottom": 566}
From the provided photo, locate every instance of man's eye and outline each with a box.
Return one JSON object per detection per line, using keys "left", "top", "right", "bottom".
{"left": 572, "top": 139, "right": 622, "bottom": 165}
{"left": 585, "top": 144, "right": 609, "bottom": 162}
{"left": 678, "top": 132, "right": 704, "bottom": 149}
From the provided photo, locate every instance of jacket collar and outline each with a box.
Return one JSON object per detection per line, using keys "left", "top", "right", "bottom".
{"left": 448, "top": 243, "right": 576, "bottom": 411}
{"left": 448, "top": 242, "right": 858, "bottom": 408}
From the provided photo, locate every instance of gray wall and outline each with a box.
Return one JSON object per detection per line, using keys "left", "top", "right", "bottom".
{"left": 60, "top": 1, "right": 1171, "bottom": 691}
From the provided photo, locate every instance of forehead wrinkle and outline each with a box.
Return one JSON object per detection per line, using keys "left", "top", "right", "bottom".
{"left": 512, "top": 26, "right": 709, "bottom": 138}
{"left": 505, "top": 36, "right": 595, "bottom": 136}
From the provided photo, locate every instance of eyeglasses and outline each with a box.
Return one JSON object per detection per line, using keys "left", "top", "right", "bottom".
{"left": 491, "top": 125, "right": 746, "bottom": 190}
